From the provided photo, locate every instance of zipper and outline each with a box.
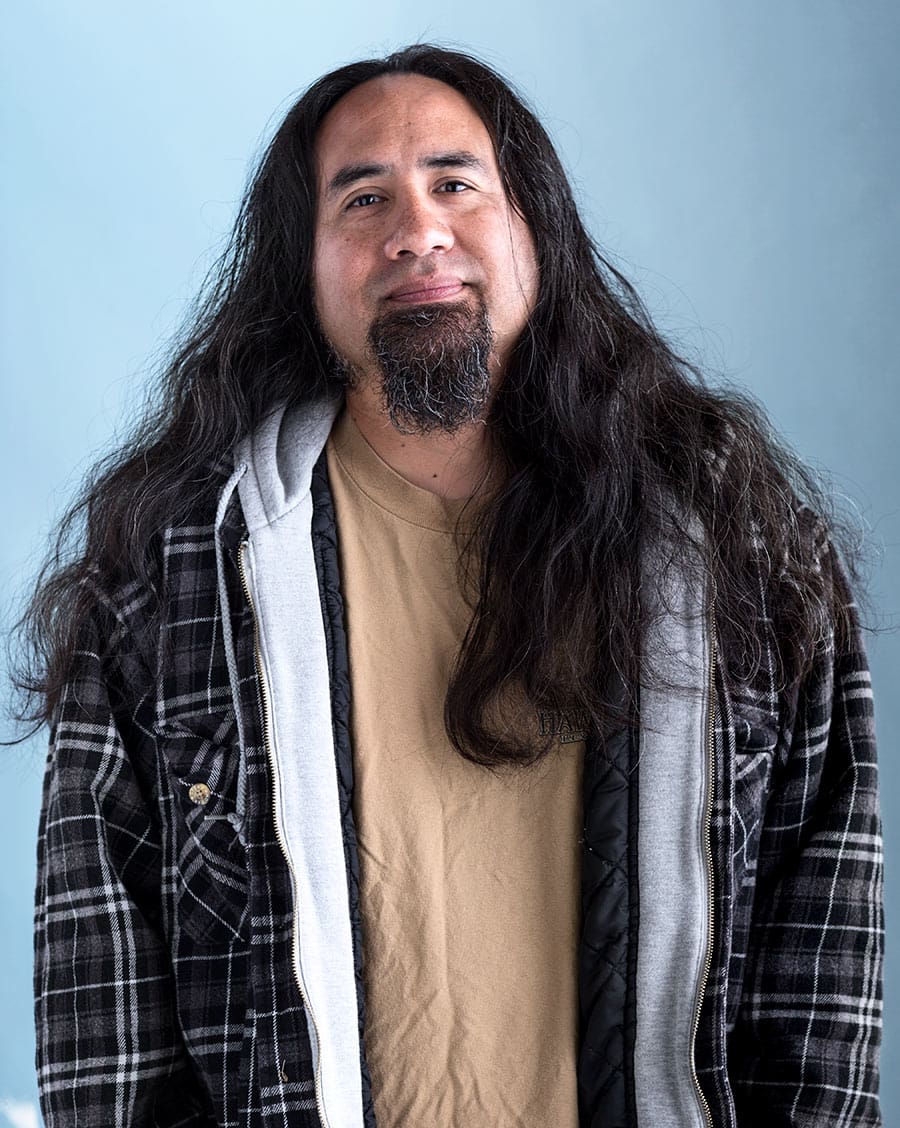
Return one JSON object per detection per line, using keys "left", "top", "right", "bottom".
{"left": 237, "top": 538, "right": 328, "bottom": 1128}
{"left": 689, "top": 580, "right": 717, "bottom": 1128}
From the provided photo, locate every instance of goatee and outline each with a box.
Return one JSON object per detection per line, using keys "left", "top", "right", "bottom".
{"left": 340, "top": 296, "right": 494, "bottom": 435}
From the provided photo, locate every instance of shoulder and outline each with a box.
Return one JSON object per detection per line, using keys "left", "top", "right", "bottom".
{"left": 78, "top": 452, "right": 247, "bottom": 696}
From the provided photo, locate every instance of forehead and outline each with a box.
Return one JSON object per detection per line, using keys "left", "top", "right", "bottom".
{"left": 313, "top": 74, "right": 498, "bottom": 181}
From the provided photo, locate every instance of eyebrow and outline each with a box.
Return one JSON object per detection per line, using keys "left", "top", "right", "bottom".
{"left": 323, "top": 150, "right": 489, "bottom": 200}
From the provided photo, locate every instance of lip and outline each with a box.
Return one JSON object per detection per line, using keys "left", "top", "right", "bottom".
{"left": 386, "top": 279, "right": 465, "bottom": 303}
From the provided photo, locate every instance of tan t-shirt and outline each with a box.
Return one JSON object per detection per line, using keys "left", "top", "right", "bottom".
{"left": 326, "top": 408, "right": 583, "bottom": 1128}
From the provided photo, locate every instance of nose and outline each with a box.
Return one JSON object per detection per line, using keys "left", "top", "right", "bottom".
{"left": 383, "top": 192, "right": 454, "bottom": 259}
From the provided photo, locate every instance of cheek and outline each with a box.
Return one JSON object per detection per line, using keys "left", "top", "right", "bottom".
{"left": 495, "top": 245, "right": 538, "bottom": 318}
{"left": 509, "top": 220, "right": 539, "bottom": 297}
{"left": 313, "top": 233, "right": 361, "bottom": 295}
{"left": 476, "top": 214, "right": 539, "bottom": 308}
{"left": 313, "top": 247, "right": 359, "bottom": 333}
{"left": 310, "top": 245, "right": 329, "bottom": 319}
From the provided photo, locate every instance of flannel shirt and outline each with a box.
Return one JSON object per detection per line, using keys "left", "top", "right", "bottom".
{"left": 34, "top": 454, "right": 883, "bottom": 1127}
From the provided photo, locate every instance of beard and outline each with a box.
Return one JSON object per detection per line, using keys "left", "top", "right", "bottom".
{"left": 329, "top": 295, "right": 495, "bottom": 436}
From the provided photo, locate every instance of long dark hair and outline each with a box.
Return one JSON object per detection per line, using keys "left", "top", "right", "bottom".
{"left": 12, "top": 44, "right": 859, "bottom": 764}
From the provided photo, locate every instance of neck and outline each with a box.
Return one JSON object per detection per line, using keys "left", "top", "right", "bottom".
{"left": 343, "top": 389, "right": 497, "bottom": 501}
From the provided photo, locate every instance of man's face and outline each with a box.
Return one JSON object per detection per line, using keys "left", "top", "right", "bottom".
{"left": 311, "top": 73, "right": 539, "bottom": 432}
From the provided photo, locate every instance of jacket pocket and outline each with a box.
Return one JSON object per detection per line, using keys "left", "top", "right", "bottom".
{"left": 156, "top": 718, "right": 250, "bottom": 946}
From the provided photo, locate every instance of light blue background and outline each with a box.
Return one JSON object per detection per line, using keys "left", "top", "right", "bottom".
{"left": 2, "top": 2, "right": 897, "bottom": 1123}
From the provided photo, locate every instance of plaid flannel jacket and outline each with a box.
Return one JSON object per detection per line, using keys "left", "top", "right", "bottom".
{"left": 34, "top": 455, "right": 883, "bottom": 1127}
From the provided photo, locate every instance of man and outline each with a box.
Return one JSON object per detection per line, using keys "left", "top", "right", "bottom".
{"left": 24, "top": 44, "right": 882, "bottom": 1127}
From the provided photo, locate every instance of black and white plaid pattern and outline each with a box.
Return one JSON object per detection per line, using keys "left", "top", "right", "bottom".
{"left": 34, "top": 462, "right": 883, "bottom": 1126}
{"left": 697, "top": 535, "right": 883, "bottom": 1126}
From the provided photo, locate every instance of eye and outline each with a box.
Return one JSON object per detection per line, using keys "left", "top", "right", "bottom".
{"left": 437, "top": 180, "right": 471, "bottom": 194}
{"left": 347, "top": 192, "right": 382, "bottom": 209}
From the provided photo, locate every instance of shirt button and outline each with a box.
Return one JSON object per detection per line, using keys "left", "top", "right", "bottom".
{"left": 188, "top": 782, "right": 211, "bottom": 805}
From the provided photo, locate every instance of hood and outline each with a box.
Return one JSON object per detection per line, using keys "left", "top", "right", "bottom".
{"left": 236, "top": 395, "right": 343, "bottom": 532}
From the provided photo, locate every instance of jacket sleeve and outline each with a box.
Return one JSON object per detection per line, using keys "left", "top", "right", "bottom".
{"left": 729, "top": 545, "right": 884, "bottom": 1126}
{"left": 34, "top": 608, "right": 214, "bottom": 1127}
